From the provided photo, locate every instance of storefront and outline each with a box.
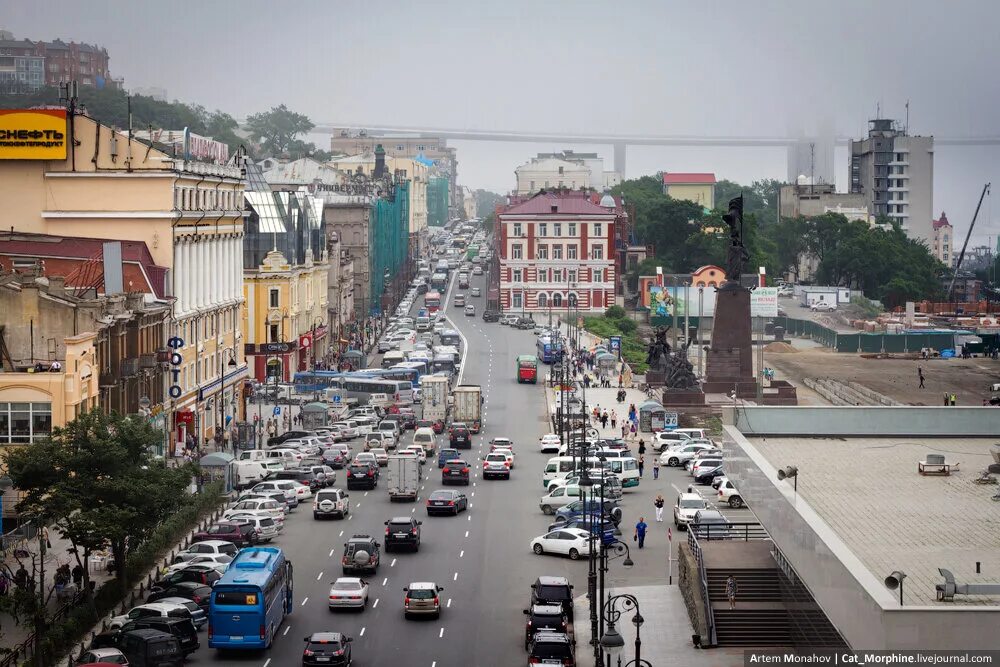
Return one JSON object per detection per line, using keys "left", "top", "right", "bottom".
{"left": 245, "top": 341, "right": 298, "bottom": 383}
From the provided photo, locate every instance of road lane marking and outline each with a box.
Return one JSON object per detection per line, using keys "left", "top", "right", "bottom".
{"left": 447, "top": 598, "right": 452, "bottom": 608}
{"left": 301, "top": 597, "right": 309, "bottom": 606}
{"left": 365, "top": 491, "right": 369, "bottom": 496}
{"left": 391, "top": 558, "right": 397, "bottom": 567}
{"left": 459, "top": 550, "right": 464, "bottom": 558}
{"left": 339, "top": 530, "right": 344, "bottom": 537}
{"left": 465, "top": 530, "right": 469, "bottom": 537}
{"left": 317, "top": 572, "right": 323, "bottom": 581}
{"left": 349, "top": 515, "right": 353, "bottom": 520}
{"left": 471, "top": 492, "right": 474, "bottom": 497}
{"left": 382, "top": 577, "right": 388, "bottom": 586}
{"left": 283, "top": 627, "right": 290, "bottom": 636}
{"left": 439, "top": 627, "right": 445, "bottom": 638}
{"left": 263, "top": 659, "right": 271, "bottom": 667}
{"left": 453, "top": 572, "right": 458, "bottom": 581}
{"left": 411, "top": 507, "right": 416, "bottom": 513}
{"left": 329, "top": 548, "right": 335, "bottom": 557}
{"left": 373, "top": 597, "right": 379, "bottom": 608}
{"left": 360, "top": 627, "right": 366, "bottom": 636}
{"left": 467, "top": 515, "right": 472, "bottom": 521}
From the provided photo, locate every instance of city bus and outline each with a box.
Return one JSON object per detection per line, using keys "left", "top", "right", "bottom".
{"left": 292, "top": 370, "right": 346, "bottom": 392}
{"left": 335, "top": 375, "right": 414, "bottom": 404}
{"left": 425, "top": 290, "right": 442, "bottom": 313}
{"left": 536, "top": 335, "right": 563, "bottom": 364}
{"left": 430, "top": 273, "right": 448, "bottom": 291}
{"left": 516, "top": 354, "right": 538, "bottom": 384}
{"left": 208, "top": 546, "right": 293, "bottom": 650}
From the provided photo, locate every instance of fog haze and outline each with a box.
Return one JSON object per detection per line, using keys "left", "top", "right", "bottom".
{"left": 6, "top": 0, "right": 1000, "bottom": 243}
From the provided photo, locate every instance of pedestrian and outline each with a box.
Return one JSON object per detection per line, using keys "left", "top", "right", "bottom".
{"left": 634, "top": 517, "right": 648, "bottom": 549}
{"left": 611, "top": 411, "right": 617, "bottom": 430}
{"left": 943, "top": 392, "right": 949, "bottom": 407}
{"left": 72, "top": 563, "right": 84, "bottom": 588}
{"left": 601, "top": 412, "right": 609, "bottom": 429}
{"left": 653, "top": 457, "right": 660, "bottom": 479}
{"left": 638, "top": 439, "right": 646, "bottom": 456}
{"left": 950, "top": 392, "right": 957, "bottom": 406}
{"left": 638, "top": 454, "right": 645, "bottom": 477}
{"left": 618, "top": 373, "right": 623, "bottom": 388}
{"left": 630, "top": 423, "right": 637, "bottom": 441}
{"left": 14, "top": 564, "right": 28, "bottom": 589}
{"left": 654, "top": 494, "right": 665, "bottom": 522}
{"left": 726, "top": 575, "right": 738, "bottom": 609}
{"left": 41, "top": 526, "right": 51, "bottom": 550}
{"left": 918, "top": 367, "right": 925, "bottom": 389}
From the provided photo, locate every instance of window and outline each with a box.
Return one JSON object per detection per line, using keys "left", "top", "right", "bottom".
{"left": 594, "top": 223, "right": 602, "bottom": 236}
{"left": 417, "top": 145, "right": 425, "bottom": 151}
{"left": 513, "top": 269, "right": 522, "bottom": 283}
{"left": 0, "top": 402, "right": 51, "bottom": 444}
{"left": 269, "top": 323, "right": 279, "bottom": 342}
{"left": 567, "top": 245, "right": 577, "bottom": 260}
{"left": 568, "top": 270, "right": 576, "bottom": 283}
{"left": 537, "top": 269, "right": 547, "bottom": 283}
{"left": 512, "top": 223, "right": 522, "bottom": 237}
{"left": 396, "top": 145, "right": 404, "bottom": 151}
{"left": 553, "top": 293, "right": 563, "bottom": 307}
{"left": 591, "top": 245, "right": 603, "bottom": 260}
{"left": 568, "top": 223, "right": 576, "bottom": 236}
{"left": 539, "top": 223, "right": 547, "bottom": 237}
{"left": 537, "top": 246, "right": 548, "bottom": 260}
{"left": 554, "top": 223, "right": 561, "bottom": 236}
{"left": 594, "top": 269, "right": 604, "bottom": 282}
{"left": 537, "top": 293, "right": 548, "bottom": 308}
{"left": 512, "top": 244, "right": 523, "bottom": 259}
{"left": 558, "top": 166, "right": 564, "bottom": 175}
{"left": 553, "top": 246, "right": 563, "bottom": 260}
{"left": 512, "top": 292, "right": 523, "bottom": 309}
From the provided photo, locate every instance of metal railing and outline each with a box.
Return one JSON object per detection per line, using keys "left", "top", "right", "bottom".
{"left": 686, "top": 527, "right": 717, "bottom": 646}
{"left": 0, "top": 520, "right": 37, "bottom": 559}
{"left": 0, "top": 590, "right": 84, "bottom": 667}
{"left": 689, "top": 521, "right": 771, "bottom": 542}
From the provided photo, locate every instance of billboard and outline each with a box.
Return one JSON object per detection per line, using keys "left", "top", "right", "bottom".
{"left": 0, "top": 109, "right": 68, "bottom": 160}
{"left": 645, "top": 283, "right": 779, "bottom": 318}
{"left": 750, "top": 287, "right": 779, "bottom": 317}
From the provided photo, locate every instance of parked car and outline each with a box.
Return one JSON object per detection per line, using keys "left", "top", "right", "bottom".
{"left": 191, "top": 521, "right": 257, "bottom": 547}
{"left": 522, "top": 605, "right": 571, "bottom": 651}
{"left": 717, "top": 479, "right": 745, "bottom": 508}
{"left": 673, "top": 491, "right": 709, "bottom": 529}
{"left": 691, "top": 509, "right": 732, "bottom": 539}
{"left": 482, "top": 309, "right": 501, "bottom": 323}
{"left": 530, "top": 576, "right": 575, "bottom": 622}
{"left": 810, "top": 301, "right": 836, "bottom": 312}
{"left": 530, "top": 527, "right": 592, "bottom": 560}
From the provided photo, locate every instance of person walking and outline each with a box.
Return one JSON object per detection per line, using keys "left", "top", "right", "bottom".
{"left": 630, "top": 423, "right": 637, "bottom": 441}
{"left": 726, "top": 575, "right": 738, "bottom": 609}
{"left": 634, "top": 517, "right": 648, "bottom": 549}
{"left": 653, "top": 495, "right": 665, "bottom": 522}
{"left": 918, "top": 367, "right": 925, "bottom": 389}
{"left": 653, "top": 457, "right": 660, "bottom": 479}
{"left": 943, "top": 392, "right": 949, "bottom": 407}
{"left": 610, "top": 411, "right": 617, "bottom": 430}
{"left": 638, "top": 439, "right": 646, "bottom": 456}
{"left": 72, "top": 563, "right": 84, "bottom": 589}
{"left": 950, "top": 392, "right": 957, "bottom": 406}
{"left": 638, "top": 454, "right": 645, "bottom": 477}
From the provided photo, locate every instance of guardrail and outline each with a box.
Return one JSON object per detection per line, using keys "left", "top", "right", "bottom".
{"left": 689, "top": 521, "right": 771, "bottom": 542}
{"left": 686, "top": 526, "right": 717, "bottom": 646}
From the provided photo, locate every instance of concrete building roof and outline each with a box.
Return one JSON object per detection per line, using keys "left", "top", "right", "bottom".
{"left": 502, "top": 192, "right": 612, "bottom": 216}
{"left": 748, "top": 434, "right": 1000, "bottom": 606}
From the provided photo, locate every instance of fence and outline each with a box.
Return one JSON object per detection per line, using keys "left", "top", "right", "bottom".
{"left": 0, "top": 590, "right": 84, "bottom": 667}
{"left": 686, "top": 526, "right": 717, "bottom": 647}
{"left": 0, "top": 520, "right": 37, "bottom": 559}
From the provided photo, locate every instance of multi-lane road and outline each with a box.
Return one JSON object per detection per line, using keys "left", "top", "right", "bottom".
{"left": 180, "top": 265, "right": 742, "bottom": 666}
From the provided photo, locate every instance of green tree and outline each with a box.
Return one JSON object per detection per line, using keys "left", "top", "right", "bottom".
{"left": 5, "top": 410, "right": 194, "bottom": 603}
{"left": 474, "top": 190, "right": 505, "bottom": 219}
{"left": 245, "top": 104, "right": 315, "bottom": 156}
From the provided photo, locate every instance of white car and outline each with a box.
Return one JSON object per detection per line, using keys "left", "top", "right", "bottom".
{"left": 530, "top": 527, "right": 593, "bottom": 560}
{"left": 810, "top": 301, "right": 836, "bottom": 312}
{"left": 328, "top": 576, "right": 370, "bottom": 610}
{"left": 673, "top": 492, "right": 709, "bottom": 529}
{"left": 174, "top": 540, "right": 238, "bottom": 560}
{"left": 252, "top": 480, "right": 300, "bottom": 503}
{"left": 399, "top": 446, "right": 427, "bottom": 465}
{"left": 354, "top": 452, "right": 379, "bottom": 467}
{"left": 688, "top": 457, "right": 723, "bottom": 477}
{"left": 717, "top": 479, "right": 745, "bottom": 508}
{"left": 651, "top": 431, "right": 692, "bottom": 452}
{"left": 539, "top": 485, "right": 585, "bottom": 514}
{"left": 287, "top": 480, "right": 313, "bottom": 500}
{"left": 660, "top": 443, "right": 718, "bottom": 467}
{"left": 109, "top": 602, "right": 192, "bottom": 630}
{"left": 225, "top": 513, "right": 281, "bottom": 541}
{"left": 223, "top": 499, "right": 285, "bottom": 524}
{"left": 369, "top": 447, "right": 389, "bottom": 466}
{"left": 165, "top": 553, "right": 233, "bottom": 574}
{"left": 539, "top": 434, "right": 562, "bottom": 453}
{"left": 491, "top": 448, "right": 514, "bottom": 469}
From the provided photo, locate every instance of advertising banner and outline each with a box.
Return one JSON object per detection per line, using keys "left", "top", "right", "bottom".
{"left": 646, "top": 284, "right": 718, "bottom": 318}
{"left": 0, "top": 109, "right": 68, "bottom": 160}
{"left": 750, "top": 287, "right": 779, "bottom": 317}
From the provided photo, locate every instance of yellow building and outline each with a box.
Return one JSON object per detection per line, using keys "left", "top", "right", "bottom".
{"left": 327, "top": 150, "right": 428, "bottom": 254}
{"left": 662, "top": 172, "right": 716, "bottom": 210}
{"left": 0, "top": 110, "right": 247, "bottom": 448}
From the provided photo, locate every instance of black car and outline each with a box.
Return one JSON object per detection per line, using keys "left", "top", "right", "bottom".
{"left": 396, "top": 410, "right": 417, "bottom": 430}
{"left": 342, "top": 535, "right": 380, "bottom": 574}
{"left": 449, "top": 424, "right": 471, "bottom": 449}
{"left": 152, "top": 565, "right": 222, "bottom": 591}
{"left": 117, "top": 628, "right": 183, "bottom": 667}
{"left": 302, "top": 632, "right": 352, "bottom": 666}
{"left": 515, "top": 317, "right": 536, "bottom": 330}
{"left": 441, "top": 459, "right": 470, "bottom": 485}
{"left": 383, "top": 517, "right": 422, "bottom": 552}
{"left": 482, "top": 309, "right": 501, "bottom": 323}
{"left": 147, "top": 581, "right": 213, "bottom": 614}
{"left": 345, "top": 464, "right": 378, "bottom": 490}
{"left": 274, "top": 469, "right": 323, "bottom": 491}
{"left": 323, "top": 449, "right": 349, "bottom": 469}
{"left": 695, "top": 465, "right": 724, "bottom": 485}
{"left": 522, "top": 604, "right": 571, "bottom": 651}
{"left": 425, "top": 489, "right": 468, "bottom": 516}
{"left": 268, "top": 431, "right": 310, "bottom": 447}
{"left": 120, "top": 617, "right": 199, "bottom": 656}
{"left": 527, "top": 631, "right": 575, "bottom": 665}
{"left": 530, "top": 576, "right": 575, "bottom": 622}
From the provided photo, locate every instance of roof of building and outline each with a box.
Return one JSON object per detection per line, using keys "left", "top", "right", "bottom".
{"left": 262, "top": 158, "right": 343, "bottom": 186}
{"left": 748, "top": 435, "right": 1000, "bottom": 606}
{"left": 501, "top": 192, "right": 613, "bottom": 216}
{"left": 515, "top": 157, "right": 590, "bottom": 172}
{"left": 0, "top": 232, "right": 166, "bottom": 298}
{"left": 933, "top": 212, "right": 951, "bottom": 229}
{"left": 662, "top": 172, "right": 717, "bottom": 185}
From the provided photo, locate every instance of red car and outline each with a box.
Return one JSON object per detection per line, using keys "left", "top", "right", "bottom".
{"left": 417, "top": 419, "right": 445, "bottom": 434}
{"left": 191, "top": 521, "right": 257, "bottom": 547}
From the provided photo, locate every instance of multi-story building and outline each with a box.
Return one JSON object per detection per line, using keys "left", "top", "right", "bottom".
{"left": 330, "top": 129, "right": 458, "bottom": 218}
{"left": 932, "top": 212, "right": 954, "bottom": 268}
{"left": 323, "top": 196, "right": 373, "bottom": 320}
{"left": 779, "top": 178, "right": 868, "bottom": 219}
{"left": 325, "top": 230, "right": 355, "bottom": 352}
{"left": 662, "top": 173, "right": 716, "bottom": 210}
{"left": 0, "top": 109, "right": 247, "bottom": 449}
{"left": 497, "top": 192, "right": 617, "bottom": 314}
{"left": 850, "top": 118, "right": 934, "bottom": 242}
{"left": 242, "top": 161, "right": 330, "bottom": 382}
{"left": 0, "top": 37, "right": 45, "bottom": 92}
{"left": 462, "top": 186, "right": 477, "bottom": 220}
{"left": 35, "top": 38, "right": 117, "bottom": 88}
{"left": 259, "top": 157, "right": 345, "bottom": 193}
{"left": 515, "top": 151, "right": 620, "bottom": 195}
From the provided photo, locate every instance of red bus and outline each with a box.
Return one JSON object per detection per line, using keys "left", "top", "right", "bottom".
{"left": 425, "top": 290, "right": 442, "bottom": 313}
{"left": 516, "top": 355, "right": 538, "bottom": 384}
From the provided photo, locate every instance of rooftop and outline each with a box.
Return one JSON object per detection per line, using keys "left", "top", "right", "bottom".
{"left": 747, "top": 434, "right": 1000, "bottom": 606}
{"left": 662, "top": 172, "right": 717, "bottom": 185}
{"left": 501, "top": 192, "right": 613, "bottom": 216}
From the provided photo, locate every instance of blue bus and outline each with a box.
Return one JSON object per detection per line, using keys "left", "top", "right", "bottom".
{"left": 209, "top": 547, "right": 293, "bottom": 650}
{"left": 293, "top": 370, "right": 346, "bottom": 392}
{"left": 536, "top": 335, "right": 563, "bottom": 364}
{"left": 354, "top": 366, "right": 421, "bottom": 388}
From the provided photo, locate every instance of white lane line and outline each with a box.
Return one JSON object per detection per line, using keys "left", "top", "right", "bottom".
{"left": 471, "top": 492, "right": 475, "bottom": 497}
{"left": 301, "top": 597, "right": 309, "bottom": 606}
{"left": 339, "top": 530, "right": 344, "bottom": 537}
{"left": 473, "top": 482, "right": 476, "bottom": 487}
{"left": 453, "top": 572, "right": 458, "bottom": 581}
{"left": 411, "top": 507, "right": 416, "bottom": 513}
{"left": 465, "top": 530, "right": 469, "bottom": 538}
{"left": 364, "top": 491, "right": 369, "bottom": 496}
{"left": 391, "top": 558, "right": 397, "bottom": 567}
{"left": 447, "top": 598, "right": 452, "bottom": 608}
{"left": 467, "top": 514, "right": 472, "bottom": 521}
{"left": 360, "top": 627, "right": 366, "bottom": 636}
{"left": 439, "top": 627, "right": 445, "bottom": 638}
{"left": 459, "top": 550, "right": 464, "bottom": 558}
{"left": 329, "top": 548, "right": 335, "bottom": 557}
{"left": 283, "top": 626, "right": 290, "bottom": 636}
{"left": 373, "top": 597, "right": 379, "bottom": 608}
{"left": 382, "top": 577, "right": 388, "bottom": 586}
{"left": 356, "top": 502, "right": 361, "bottom": 508}
{"left": 316, "top": 572, "right": 323, "bottom": 581}
{"left": 263, "top": 659, "right": 271, "bottom": 667}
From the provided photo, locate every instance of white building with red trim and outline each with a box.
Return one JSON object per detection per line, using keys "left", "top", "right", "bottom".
{"left": 497, "top": 192, "right": 618, "bottom": 314}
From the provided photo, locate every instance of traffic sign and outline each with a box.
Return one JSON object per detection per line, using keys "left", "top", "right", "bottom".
{"left": 333, "top": 395, "right": 342, "bottom": 404}
{"left": 273, "top": 406, "right": 281, "bottom": 416}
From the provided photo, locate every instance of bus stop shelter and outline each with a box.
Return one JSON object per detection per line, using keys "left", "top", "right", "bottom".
{"left": 198, "top": 452, "right": 235, "bottom": 493}
{"left": 638, "top": 400, "right": 667, "bottom": 433}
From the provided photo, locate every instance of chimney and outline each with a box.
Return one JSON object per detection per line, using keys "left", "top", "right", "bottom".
{"left": 47, "top": 275, "right": 66, "bottom": 295}
{"left": 373, "top": 144, "right": 387, "bottom": 179}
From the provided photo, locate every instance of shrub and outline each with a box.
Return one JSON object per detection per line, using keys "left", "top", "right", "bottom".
{"left": 605, "top": 305, "right": 627, "bottom": 319}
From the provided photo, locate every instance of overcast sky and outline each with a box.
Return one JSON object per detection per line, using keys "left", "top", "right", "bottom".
{"left": 5, "top": 0, "right": 1000, "bottom": 245}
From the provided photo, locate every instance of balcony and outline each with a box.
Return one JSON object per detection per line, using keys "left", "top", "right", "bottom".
{"left": 120, "top": 358, "right": 139, "bottom": 378}
{"left": 139, "top": 353, "right": 158, "bottom": 370}
{"left": 99, "top": 372, "right": 116, "bottom": 388}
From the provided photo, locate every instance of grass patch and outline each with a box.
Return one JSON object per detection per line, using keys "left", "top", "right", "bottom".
{"left": 583, "top": 315, "right": 649, "bottom": 374}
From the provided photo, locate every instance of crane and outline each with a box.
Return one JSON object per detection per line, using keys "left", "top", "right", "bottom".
{"left": 948, "top": 183, "right": 991, "bottom": 302}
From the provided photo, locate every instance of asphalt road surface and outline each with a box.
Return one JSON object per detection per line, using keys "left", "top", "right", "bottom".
{"left": 179, "top": 266, "right": 745, "bottom": 666}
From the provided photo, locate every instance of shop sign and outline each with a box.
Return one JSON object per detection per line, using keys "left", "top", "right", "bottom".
{"left": 0, "top": 109, "right": 68, "bottom": 160}
{"left": 167, "top": 336, "right": 184, "bottom": 398}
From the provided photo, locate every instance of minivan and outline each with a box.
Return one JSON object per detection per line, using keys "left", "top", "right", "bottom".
{"left": 542, "top": 456, "right": 602, "bottom": 487}
{"left": 117, "top": 628, "right": 183, "bottom": 667}
{"left": 412, "top": 427, "right": 436, "bottom": 455}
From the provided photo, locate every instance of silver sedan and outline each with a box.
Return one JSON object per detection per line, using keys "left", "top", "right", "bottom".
{"left": 328, "top": 577, "right": 370, "bottom": 610}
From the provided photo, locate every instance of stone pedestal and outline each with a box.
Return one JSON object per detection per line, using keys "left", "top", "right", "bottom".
{"left": 702, "top": 281, "right": 756, "bottom": 395}
{"left": 661, "top": 389, "right": 707, "bottom": 407}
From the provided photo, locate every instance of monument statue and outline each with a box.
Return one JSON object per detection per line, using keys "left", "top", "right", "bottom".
{"left": 646, "top": 328, "right": 672, "bottom": 372}
{"left": 723, "top": 195, "right": 750, "bottom": 282}
{"left": 646, "top": 331, "right": 700, "bottom": 390}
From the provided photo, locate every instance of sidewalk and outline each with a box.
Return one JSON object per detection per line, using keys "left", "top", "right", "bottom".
{"left": 572, "top": 584, "right": 744, "bottom": 667}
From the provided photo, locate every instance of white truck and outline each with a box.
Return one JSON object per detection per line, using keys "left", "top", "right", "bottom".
{"left": 422, "top": 375, "right": 450, "bottom": 425}
{"left": 234, "top": 460, "right": 269, "bottom": 489}
{"left": 386, "top": 454, "right": 421, "bottom": 502}
{"left": 452, "top": 384, "right": 483, "bottom": 433}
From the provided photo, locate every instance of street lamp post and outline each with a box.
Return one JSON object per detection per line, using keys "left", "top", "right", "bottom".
{"left": 219, "top": 348, "right": 238, "bottom": 454}
{"left": 0, "top": 474, "right": 12, "bottom": 535}
{"left": 601, "top": 593, "right": 644, "bottom": 667}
